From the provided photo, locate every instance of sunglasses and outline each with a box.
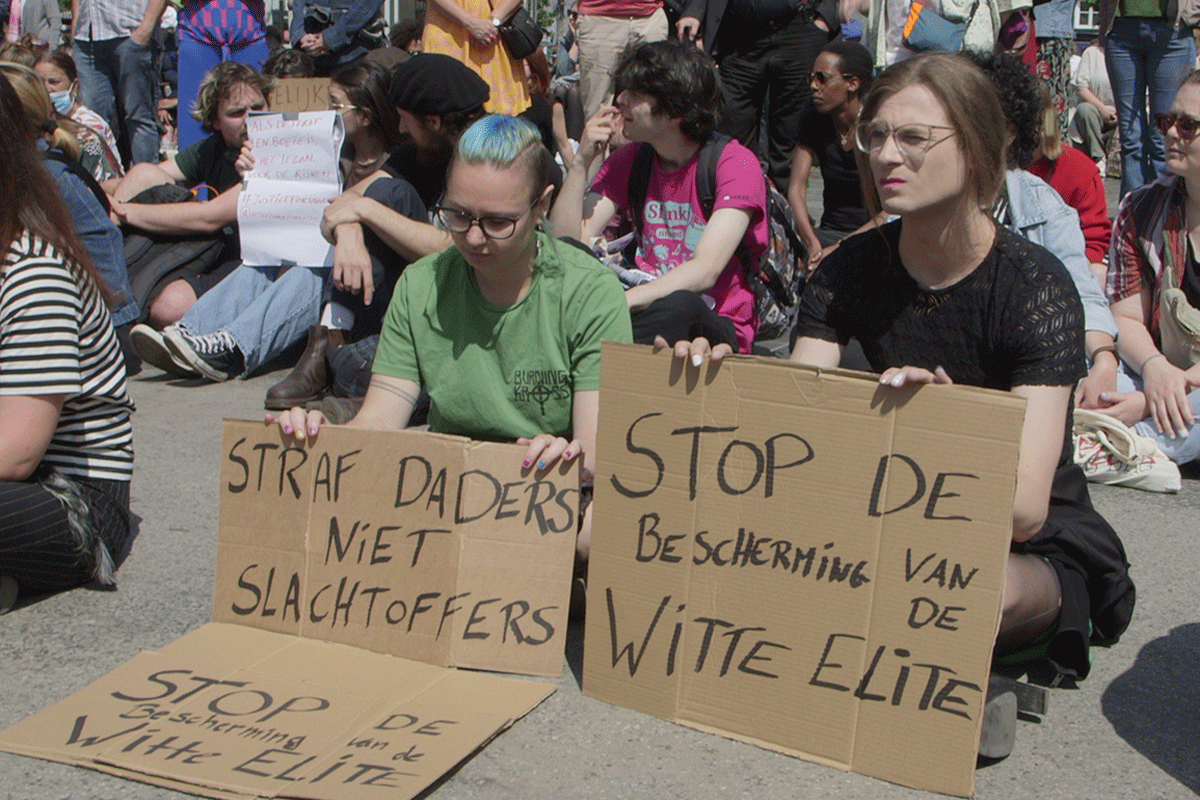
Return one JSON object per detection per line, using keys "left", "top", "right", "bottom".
{"left": 808, "top": 70, "right": 852, "bottom": 86}
{"left": 1156, "top": 112, "right": 1200, "bottom": 141}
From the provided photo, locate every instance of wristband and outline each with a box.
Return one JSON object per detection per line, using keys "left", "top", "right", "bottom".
{"left": 1140, "top": 352, "right": 1165, "bottom": 374}
{"left": 1088, "top": 344, "right": 1118, "bottom": 361}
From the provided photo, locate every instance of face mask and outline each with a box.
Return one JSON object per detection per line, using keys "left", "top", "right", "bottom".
{"left": 50, "top": 90, "right": 72, "bottom": 115}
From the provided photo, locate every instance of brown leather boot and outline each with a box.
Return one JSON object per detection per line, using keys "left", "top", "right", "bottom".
{"left": 264, "top": 326, "right": 346, "bottom": 410}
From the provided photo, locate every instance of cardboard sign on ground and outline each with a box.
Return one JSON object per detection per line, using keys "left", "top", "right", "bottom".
{"left": 0, "top": 422, "right": 576, "bottom": 799}
{"left": 214, "top": 421, "right": 578, "bottom": 678}
{"left": 582, "top": 343, "right": 1026, "bottom": 798}
{"left": 0, "top": 623, "right": 555, "bottom": 800}
{"left": 270, "top": 78, "right": 330, "bottom": 113}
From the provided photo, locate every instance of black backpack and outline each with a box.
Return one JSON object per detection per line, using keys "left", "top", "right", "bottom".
{"left": 120, "top": 184, "right": 226, "bottom": 321}
{"left": 623, "top": 134, "right": 807, "bottom": 341}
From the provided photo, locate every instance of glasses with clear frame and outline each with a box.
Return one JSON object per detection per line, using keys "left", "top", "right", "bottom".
{"left": 854, "top": 122, "right": 958, "bottom": 159}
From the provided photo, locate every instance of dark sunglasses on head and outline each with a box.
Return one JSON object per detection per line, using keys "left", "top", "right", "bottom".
{"left": 1156, "top": 111, "right": 1200, "bottom": 141}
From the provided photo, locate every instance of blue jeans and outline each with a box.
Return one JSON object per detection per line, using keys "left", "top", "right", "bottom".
{"left": 177, "top": 265, "right": 327, "bottom": 375}
{"left": 1105, "top": 18, "right": 1196, "bottom": 197}
{"left": 176, "top": 29, "right": 267, "bottom": 151}
{"left": 72, "top": 36, "right": 161, "bottom": 166}
{"left": 1115, "top": 367, "right": 1200, "bottom": 464}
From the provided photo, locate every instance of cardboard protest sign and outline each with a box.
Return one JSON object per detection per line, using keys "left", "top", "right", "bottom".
{"left": 582, "top": 343, "right": 1026, "bottom": 798}
{"left": 238, "top": 111, "right": 344, "bottom": 267}
{"left": 214, "top": 420, "right": 578, "bottom": 678}
{"left": 0, "top": 623, "right": 555, "bottom": 800}
{"left": 0, "top": 422, "right": 578, "bottom": 798}
{"left": 270, "top": 77, "right": 330, "bottom": 113}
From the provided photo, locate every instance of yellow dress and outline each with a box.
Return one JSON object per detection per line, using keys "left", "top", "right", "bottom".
{"left": 422, "top": 0, "right": 532, "bottom": 116}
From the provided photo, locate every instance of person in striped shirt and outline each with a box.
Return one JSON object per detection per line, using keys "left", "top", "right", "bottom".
{"left": 0, "top": 71, "right": 134, "bottom": 612}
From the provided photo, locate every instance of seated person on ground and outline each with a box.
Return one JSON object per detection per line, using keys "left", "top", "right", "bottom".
{"left": 788, "top": 40, "right": 887, "bottom": 273}
{"left": 689, "top": 53, "right": 1134, "bottom": 695}
{"left": 0, "top": 62, "right": 142, "bottom": 375}
{"left": 108, "top": 62, "right": 274, "bottom": 328}
{"left": 272, "top": 115, "right": 633, "bottom": 561}
{"left": 550, "top": 40, "right": 768, "bottom": 354}
{"left": 1027, "top": 79, "right": 1112, "bottom": 289}
{"left": 267, "top": 53, "right": 489, "bottom": 409}
{"left": 129, "top": 62, "right": 425, "bottom": 384}
{"left": 1104, "top": 71, "right": 1200, "bottom": 466}
{"left": 0, "top": 73, "right": 134, "bottom": 611}
{"left": 970, "top": 52, "right": 1124, "bottom": 416}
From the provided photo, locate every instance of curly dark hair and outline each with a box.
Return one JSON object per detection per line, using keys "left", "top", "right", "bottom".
{"left": 612, "top": 40, "right": 721, "bottom": 142}
{"left": 965, "top": 51, "right": 1040, "bottom": 170}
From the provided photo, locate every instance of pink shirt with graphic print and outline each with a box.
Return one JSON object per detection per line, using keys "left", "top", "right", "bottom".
{"left": 591, "top": 139, "right": 767, "bottom": 352}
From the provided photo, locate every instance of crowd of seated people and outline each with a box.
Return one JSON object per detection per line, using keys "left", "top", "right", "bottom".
{"left": 15, "top": 10, "right": 1200, "bottom": 769}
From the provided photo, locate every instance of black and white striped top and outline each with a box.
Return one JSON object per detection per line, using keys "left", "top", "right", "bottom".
{"left": 0, "top": 232, "right": 134, "bottom": 481}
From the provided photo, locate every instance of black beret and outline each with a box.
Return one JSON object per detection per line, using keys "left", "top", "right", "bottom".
{"left": 389, "top": 53, "right": 490, "bottom": 115}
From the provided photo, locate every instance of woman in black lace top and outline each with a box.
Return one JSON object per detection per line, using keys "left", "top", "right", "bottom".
{"left": 686, "top": 53, "right": 1133, "bottom": 682}
{"left": 796, "top": 53, "right": 1132, "bottom": 680}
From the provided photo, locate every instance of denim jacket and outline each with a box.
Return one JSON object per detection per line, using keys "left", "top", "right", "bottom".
{"left": 1004, "top": 169, "right": 1119, "bottom": 340}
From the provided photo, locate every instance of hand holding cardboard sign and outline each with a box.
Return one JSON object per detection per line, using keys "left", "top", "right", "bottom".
{"left": 878, "top": 364, "right": 954, "bottom": 388}
{"left": 652, "top": 334, "right": 733, "bottom": 367}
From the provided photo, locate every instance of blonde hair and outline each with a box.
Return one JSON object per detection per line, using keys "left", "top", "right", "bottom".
{"left": 0, "top": 61, "right": 80, "bottom": 158}
{"left": 1037, "top": 80, "right": 1062, "bottom": 162}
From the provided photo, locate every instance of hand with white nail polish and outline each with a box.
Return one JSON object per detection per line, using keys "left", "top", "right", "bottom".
{"left": 652, "top": 335, "right": 735, "bottom": 366}
{"left": 877, "top": 365, "right": 954, "bottom": 388}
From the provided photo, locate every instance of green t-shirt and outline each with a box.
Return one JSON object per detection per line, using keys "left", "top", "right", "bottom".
{"left": 173, "top": 134, "right": 241, "bottom": 194}
{"left": 1117, "top": 0, "right": 1168, "bottom": 17}
{"left": 373, "top": 233, "right": 633, "bottom": 441}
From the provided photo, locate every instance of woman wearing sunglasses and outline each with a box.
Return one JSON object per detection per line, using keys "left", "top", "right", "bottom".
{"left": 1105, "top": 71, "right": 1200, "bottom": 466}
{"left": 786, "top": 40, "right": 887, "bottom": 274}
{"left": 676, "top": 54, "right": 1132, "bottom": 720}
{"left": 271, "top": 114, "right": 632, "bottom": 560}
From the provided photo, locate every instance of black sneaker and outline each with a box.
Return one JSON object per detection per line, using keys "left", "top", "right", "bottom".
{"left": 129, "top": 323, "right": 199, "bottom": 378}
{"left": 163, "top": 328, "right": 245, "bottom": 382}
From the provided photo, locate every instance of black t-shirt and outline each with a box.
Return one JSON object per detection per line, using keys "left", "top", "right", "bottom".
{"left": 795, "top": 104, "right": 869, "bottom": 234}
{"left": 796, "top": 222, "right": 1086, "bottom": 464}
{"left": 1184, "top": 236, "right": 1200, "bottom": 311}
{"left": 382, "top": 143, "right": 448, "bottom": 211}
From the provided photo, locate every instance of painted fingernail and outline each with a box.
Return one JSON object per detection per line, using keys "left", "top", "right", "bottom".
{"left": 523, "top": 459, "right": 531, "bottom": 468}
{"left": 537, "top": 460, "right": 546, "bottom": 469}
{"left": 283, "top": 425, "right": 292, "bottom": 434}
{"left": 691, "top": 354, "right": 703, "bottom": 367}
{"left": 309, "top": 427, "right": 318, "bottom": 436}
{"left": 296, "top": 431, "right": 305, "bottom": 440}
{"left": 564, "top": 450, "right": 573, "bottom": 459}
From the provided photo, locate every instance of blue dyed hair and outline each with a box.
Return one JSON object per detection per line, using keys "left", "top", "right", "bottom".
{"left": 450, "top": 114, "right": 551, "bottom": 203}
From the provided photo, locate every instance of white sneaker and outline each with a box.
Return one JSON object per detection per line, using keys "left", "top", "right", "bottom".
{"left": 1073, "top": 409, "right": 1181, "bottom": 493}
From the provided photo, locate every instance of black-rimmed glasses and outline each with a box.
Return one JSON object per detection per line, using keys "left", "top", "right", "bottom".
{"left": 432, "top": 197, "right": 540, "bottom": 239}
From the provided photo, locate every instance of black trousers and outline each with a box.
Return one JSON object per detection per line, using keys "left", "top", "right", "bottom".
{"left": 717, "top": 9, "right": 833, "bottom": 191}
{"left": 0, "top": 470, "right": 129, "bottom": 595}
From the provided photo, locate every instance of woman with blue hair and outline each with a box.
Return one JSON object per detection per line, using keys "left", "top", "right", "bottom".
{"left": 270, "top": 115, "right": 632, "bottom": 560}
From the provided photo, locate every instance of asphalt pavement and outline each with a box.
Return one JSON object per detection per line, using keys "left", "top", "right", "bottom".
{"left": 0, "top": 174, "right": 1197, "bottom": 800}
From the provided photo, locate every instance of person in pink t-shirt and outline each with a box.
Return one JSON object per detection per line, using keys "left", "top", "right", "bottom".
{"left": 551, "top": 40, "right": 768, "bottom": 353}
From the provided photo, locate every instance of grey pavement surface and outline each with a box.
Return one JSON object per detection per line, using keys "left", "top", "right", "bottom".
{"left": 1, "top": 175, "right": 1198, "bottom": 800}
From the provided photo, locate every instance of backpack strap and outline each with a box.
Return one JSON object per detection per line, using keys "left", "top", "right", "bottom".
{"left": 622, "top": 142, "right": 657, "bottom": 265}
{"left": 623, "top": 134, "right": 735, "bottom": 267}
{"left": 43, "top": 149, "right": 111, "bottom": 214}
